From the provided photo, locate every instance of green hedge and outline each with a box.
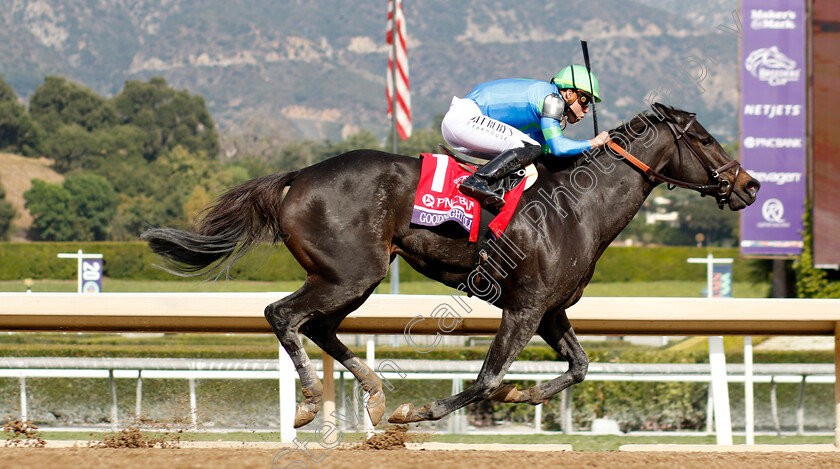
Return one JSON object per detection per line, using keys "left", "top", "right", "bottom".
{"left": 0, "top": 242, "right": 756, "bottom": 283}
{"left": 0, "top": 242, "right": 306, "bottom": 281}
{"left": 591, "top": 246, "right": 749, "bottom": 282}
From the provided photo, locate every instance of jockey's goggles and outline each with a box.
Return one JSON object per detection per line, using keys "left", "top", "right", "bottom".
{"left": 575, "top": 90, "right": 593, "bottom": 106}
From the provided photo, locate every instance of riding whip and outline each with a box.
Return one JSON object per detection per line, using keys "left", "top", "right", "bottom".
{"left": 580, "top": 40, "right": 599, "bottom": 135}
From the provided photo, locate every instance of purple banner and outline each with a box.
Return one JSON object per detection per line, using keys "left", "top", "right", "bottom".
{"left": 81, "top": 259, "right": 103, "bottom": 293}
{"left": 740, "top": 0, "right": 806, "bottom": 256}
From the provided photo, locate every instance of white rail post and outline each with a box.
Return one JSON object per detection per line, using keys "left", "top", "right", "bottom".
{"left": 835, "top": 321, "right": 840, "bottom": 447}
{"left": 534, "top": 379, "right": 543, "bottom": 432}
{"left": 109, "top": 369, "right": 119, "bottom": 431}
{"left": 338, "top": 371, "right": 346, "bottom": 433}
{"left": 189, "top": 377, "right": 197, "bottom": 429}
{"left": 449, "top": 376, "right": 462, "bottom": 434}
{"left": 135, "top": 370, "right": 143, "bottom": 420}
{"left": 688, "top": 254, "right": 733, "bottom": 445}
{"left": 364, "top": 338, "right": 376, "bottom": 438}
{"left": 745, "top": 336, "right": 755, "bottom": 444}
{"left": 562, "top": 387, "right": 573, "bottom": 434}
{"left": 796, "top": 375, "right": 806, "bottom": 435}
{"left": 708, "top": 336, "right": 732, "bottom": 444}
{"left": 57, "top": 250, "right": 103, "bottom": 293}
{"left": 278, "top": 343, "right": 297, "bottom": 443}
{"left": 19, "top": 375, "right": 27, "bottom": 422}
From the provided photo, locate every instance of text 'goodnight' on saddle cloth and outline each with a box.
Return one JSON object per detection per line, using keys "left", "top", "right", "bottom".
{"left": 411, "top": 153, "right": 526, "bottom": 242}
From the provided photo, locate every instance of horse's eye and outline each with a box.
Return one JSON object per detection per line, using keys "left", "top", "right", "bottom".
{"left": 700, "top": 137, "right": 713, "bottom": 146}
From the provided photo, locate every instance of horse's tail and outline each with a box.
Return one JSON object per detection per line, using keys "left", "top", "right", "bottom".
{"left": 141, "top": 171, "right": 298, "bottom": 277}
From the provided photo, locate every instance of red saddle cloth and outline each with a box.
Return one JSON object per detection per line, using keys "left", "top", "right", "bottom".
{"left": 411, "top": 153, "right": 526, "bottom": 242}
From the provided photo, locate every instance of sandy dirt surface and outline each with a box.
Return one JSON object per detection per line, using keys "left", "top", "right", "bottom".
{"left": 3, "top": 447, "right": 840, "bottom": 469}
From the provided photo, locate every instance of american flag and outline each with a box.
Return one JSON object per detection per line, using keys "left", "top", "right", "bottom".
{"left": 386, "top": 0, "right": 411, "bottom": 139}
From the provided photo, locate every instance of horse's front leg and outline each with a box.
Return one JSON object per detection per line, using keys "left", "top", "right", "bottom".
{"left": 490, "top": 307, "right": 589, "bottom": 404}
{"left": 388, "top": 307, "right": 542, "bottom": 424}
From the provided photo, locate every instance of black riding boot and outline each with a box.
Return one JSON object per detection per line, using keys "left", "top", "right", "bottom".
{"left": 459, "top": 145, "right": 542, "bottom": 208}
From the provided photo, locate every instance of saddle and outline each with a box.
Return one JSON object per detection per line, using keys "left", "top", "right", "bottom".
{"left": 438, "top": 144, "right": 538, "bottom": 199}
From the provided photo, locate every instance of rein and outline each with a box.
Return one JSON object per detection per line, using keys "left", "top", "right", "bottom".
{"left": 606, "top": 114, "right": 741, "bottom": 208}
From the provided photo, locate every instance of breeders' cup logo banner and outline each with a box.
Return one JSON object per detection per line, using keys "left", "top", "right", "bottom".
{"left": 745, "top": 46, "right": 801, "bottom": 86}
{"left": 740, "top": 0, "right": 806, "bottom": 257}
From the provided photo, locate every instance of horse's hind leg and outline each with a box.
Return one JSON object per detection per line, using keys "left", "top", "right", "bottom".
{"left": 299, "top": 293, "right": 387, "bottom": 428}
{"left": 389, "top": 308, "right": 542, "bottom": 423}
{"left": 265, "top": 277, "right": 385, "bottom": 428}
{"left": 490, "top": 308, "right": 589, "bottom": 404}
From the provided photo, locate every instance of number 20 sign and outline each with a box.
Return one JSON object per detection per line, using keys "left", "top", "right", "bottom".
{"left": 82, "top": 259, "right": 103, "bottom": 293}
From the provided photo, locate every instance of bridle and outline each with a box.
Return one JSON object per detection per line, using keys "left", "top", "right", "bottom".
{"left": 606, "top": 113, "right": 741, "bottom": 209}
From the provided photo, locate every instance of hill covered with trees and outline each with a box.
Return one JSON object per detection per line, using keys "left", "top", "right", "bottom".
{"left": 0, "top": 0, "right": 739, "bottom": 150}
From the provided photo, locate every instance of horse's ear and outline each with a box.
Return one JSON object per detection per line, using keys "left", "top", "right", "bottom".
{"left": 651, "top": 102, "right": 677, "bottom": 122}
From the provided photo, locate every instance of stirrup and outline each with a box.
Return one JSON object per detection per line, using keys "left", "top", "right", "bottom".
{"left": 483, "top": 194, "right": 505, "bottom": 208}
{"left": 461, "top": 184, "right": 505, "bottom": 208}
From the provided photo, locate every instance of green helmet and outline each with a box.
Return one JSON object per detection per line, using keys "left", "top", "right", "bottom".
{"left": 551, "top": 65, "right": 601, "bottom": 102}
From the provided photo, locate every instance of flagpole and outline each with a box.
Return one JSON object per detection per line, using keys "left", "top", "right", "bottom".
{"left": 389, "top": 0, "right": 400, "bottom": 295}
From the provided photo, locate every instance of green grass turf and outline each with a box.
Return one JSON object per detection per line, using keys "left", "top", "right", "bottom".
{"left": 1, "top": 279, "right": 770, "bottom": 298}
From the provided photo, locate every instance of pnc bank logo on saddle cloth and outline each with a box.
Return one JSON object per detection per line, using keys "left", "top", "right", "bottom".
{"left": 411, "top": 153, "right": 526, "bottom": 242}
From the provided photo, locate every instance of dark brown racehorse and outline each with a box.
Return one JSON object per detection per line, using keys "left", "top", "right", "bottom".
{"left": 142, "top": 103, "right": 759, "bottom": 427}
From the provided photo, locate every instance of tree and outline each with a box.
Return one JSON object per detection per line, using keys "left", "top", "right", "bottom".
{"left": 0, "top": 178, "right": 17, "bottom": 240}
{"left": 40, "top": 124, "right": 98, "bottom": 173}
{"left": 110, "top": 193, "right": 157, "bottom": 241}
{"left": 677, "top": 196, "right": 739, "bottom": 246}
{"left": 29, "top": 76, "right": 117, "bottom": 133}
{"left": 24, "top": 179, "right": 75, "bottom": 241}
{"left": 793, "top": 199, "right": 840, "bottom": 298}
{"left": 112, "top": 77, "right": 219, "bottom": 161}
{"left": 63, "top": 174, "right": 119, "bottom": 241}
{"left": 0, "top": 75, "right": 41, "bottom": 156}
{"left": 43, "top": 123, "right": 147, "bottom": 174}
{"left": 276, "top": 139, "right": 319, "bottom": 171}
{"left": 24, "top": 174, "right": 118, "bottom": 241}
{"left": 183, "top": 184, "right": 212, "bottom": 225}
{"left": 319, "top": 130, "right": 382, "bottom": 160}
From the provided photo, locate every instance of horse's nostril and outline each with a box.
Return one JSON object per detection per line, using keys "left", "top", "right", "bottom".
{"left": 746, "top": 179, "right": 761, "bottom": 195}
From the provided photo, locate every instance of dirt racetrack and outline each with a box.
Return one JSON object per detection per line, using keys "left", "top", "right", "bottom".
{"left": 3, "top": 447, "right": 840, "bottom": 469}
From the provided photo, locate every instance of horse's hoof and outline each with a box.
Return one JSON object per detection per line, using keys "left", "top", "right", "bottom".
{"left": 366, "top": 391, "right": 386, "bottom": 426}
{"left": 293, "top": 400, "right": 320, "bottom": 428}
{"left": 388, "top": 403, "right": 422, "bottom": 424}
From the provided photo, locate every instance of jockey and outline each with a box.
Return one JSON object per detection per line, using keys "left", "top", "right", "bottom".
{"left": 441, "top": 64, "right": 611, "bottom": 208}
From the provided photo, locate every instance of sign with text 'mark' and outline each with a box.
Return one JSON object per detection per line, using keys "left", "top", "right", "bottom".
{"left": 739, "top": 0, "right": 806, "bottom": 257}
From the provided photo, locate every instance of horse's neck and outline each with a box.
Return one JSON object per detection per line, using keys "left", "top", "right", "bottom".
{"left": 566, "top": 138, "right": 666, "bottom": 242}
{"left": 600, "top": 161, "right": 656, "bottom": 238}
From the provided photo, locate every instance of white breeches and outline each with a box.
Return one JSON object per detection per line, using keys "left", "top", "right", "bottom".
{"left": 440, "top": 97, "right": 539, "bottom": 159}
